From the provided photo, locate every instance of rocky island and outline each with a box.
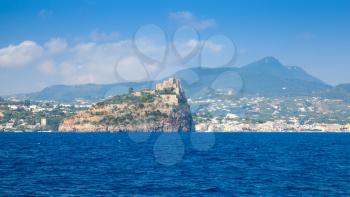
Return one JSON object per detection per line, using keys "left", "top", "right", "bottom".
{"left": 58, "top": 78, "right": 194, "bottom": 132}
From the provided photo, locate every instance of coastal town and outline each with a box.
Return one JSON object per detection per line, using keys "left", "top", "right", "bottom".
{"left": 0, "top": 98, "right": 90, "bottom": 131}
{"left": 191, "top": 95, "right": 350, "bottom": 132}
{"left": 1, "top": 95, "right": 350, "bottom": 132}
{"left": 195, "top": 116, "right": 350, "bottom": 132}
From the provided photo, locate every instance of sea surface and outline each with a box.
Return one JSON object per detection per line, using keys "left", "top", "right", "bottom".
{"left": 1, "top": 132, "right": 350, "bottom": 196}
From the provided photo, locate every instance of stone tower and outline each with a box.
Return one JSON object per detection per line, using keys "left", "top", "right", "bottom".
{"left": 155, "top": 78, "right": 183, "bottom": 95}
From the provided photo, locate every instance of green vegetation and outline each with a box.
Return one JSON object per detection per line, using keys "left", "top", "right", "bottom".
{"left": 146, "top": 110, "right": 168, "bottom": 122}
{"left": 97, "top": 91, "right": 155, "bottom": 106}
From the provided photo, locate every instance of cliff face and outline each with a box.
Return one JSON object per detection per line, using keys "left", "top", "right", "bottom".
{"left": 59, "top": 78, "right": 194, "bottom": 132}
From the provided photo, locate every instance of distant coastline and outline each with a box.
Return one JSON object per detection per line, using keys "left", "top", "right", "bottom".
{"left": 1, "top": 130, "right": 350, "bottom": 133}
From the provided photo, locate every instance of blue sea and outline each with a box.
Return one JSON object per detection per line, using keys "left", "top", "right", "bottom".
{"left": 1, "top": 132, "right": 350, "bottom": 196}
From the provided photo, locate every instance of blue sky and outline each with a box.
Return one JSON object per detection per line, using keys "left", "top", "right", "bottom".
{"left": 0, "top": 0, "right": 349, "bottom": 95}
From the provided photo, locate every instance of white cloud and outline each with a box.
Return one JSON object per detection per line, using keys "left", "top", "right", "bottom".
{"left": 44, "top": 38, "right": 67, "bottom": 54}
{"left": 57, "top": 40, "right": 132, "bottom": 84}
{"left": 204, "top": 41, "right": 224, "bottom": 53}
{"left": 134, "top": 37, "right": 167, "bottom": 62}
{"left": 59, "top": 62, "right": 98, "bottom": 84}
{"left": 169, "top": 11, "right": 215, "bottom": 30}
{"left": 0, "top": 32, "right": 227, "bottom": 87}
{"left": 72, "top": 42, "right": 97, "bottom": 55}
{"left": 55, "top": 38, "right": 226, "bottom": 84}
{"left": 38, "top": 60, "right": 56, "bottom": 75}
{"left": 0, "top": 41, "right": 43, "bottom": 67}
{"left": 115, "top": 56, "right": 149, "bottom": 82}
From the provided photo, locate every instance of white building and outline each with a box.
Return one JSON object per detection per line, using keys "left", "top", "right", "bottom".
{"left": 41, "top": 118, "right": 47, "bottom": 127}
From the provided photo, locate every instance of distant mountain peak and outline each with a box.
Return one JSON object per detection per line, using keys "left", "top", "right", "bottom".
{"left": 242, "top": 56, "right": 285, "bottom": 70}
{"left": 261, "top": 56, "right": 281, "bottom": 64}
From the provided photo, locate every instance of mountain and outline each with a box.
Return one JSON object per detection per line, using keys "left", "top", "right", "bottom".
{"left": 11, "top": 57, "right": 338, "bottom": 102}
{"left": 233, "top": 57, "right": 330, "bottom": 96}
{"left": 316, "top": 83, "right": 350, "bottom": 102}
{"left": 335, "top": 84, "right": 350, "bottom": 93}
{"left": 174, "top": 57, "right": 330, "bottom": 97}
{"left": 15, "top": 82, "right": 154, "bottom": 103}
{"left": 59, "top": 78, "right": 194, "bottom": 132}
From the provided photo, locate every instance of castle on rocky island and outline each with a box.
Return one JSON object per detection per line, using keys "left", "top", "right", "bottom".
{"left": 59, "top": 78, "right": 194, "bottom": 132}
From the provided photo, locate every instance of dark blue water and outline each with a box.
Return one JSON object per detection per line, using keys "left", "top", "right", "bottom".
{"left": 1, "top": 132, "right": 350, "bottom": 196}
